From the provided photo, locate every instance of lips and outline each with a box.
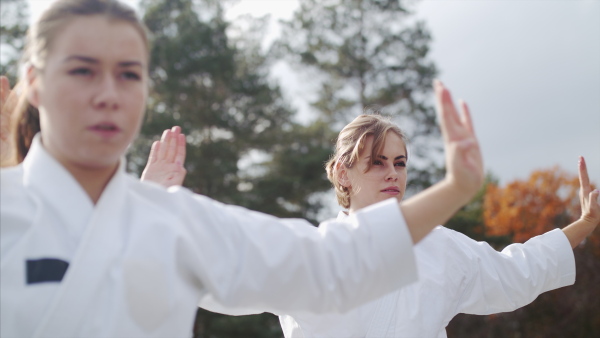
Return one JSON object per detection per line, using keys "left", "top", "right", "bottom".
{"left": 90, "top": 122, "right": 119, "bottom": 131}
{"left": 88, "top": 122, "right": 121, "bottom": 138}
{"left": 381, "top": 186, "right": 400, "bottom": 195}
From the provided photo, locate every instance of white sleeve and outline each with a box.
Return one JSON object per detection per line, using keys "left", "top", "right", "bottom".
{"left": 450, "top": 228, "right": 576, "bottom": 315}
{"left": 171, "top": 191, "right": 417, "bottom": 315}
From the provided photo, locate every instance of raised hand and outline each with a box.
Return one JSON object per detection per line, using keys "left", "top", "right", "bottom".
{"left": 398, "top": 80, "right": 484, "bottom": 243}
{"left": 141, "top": 126, "right": 187, "bottom": 188}
{"left": 578, "top": 156, "right": 600, "bottom": 226}
{"left": 561, "top": 157, "right": 599, "bottom": 248}
{"left": 434, "top": 80, "right": 484, "bottom": 198}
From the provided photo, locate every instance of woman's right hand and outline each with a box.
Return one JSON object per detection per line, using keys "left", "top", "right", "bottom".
{"left": 434, "top": 80, "right": 484, "bottom": 200}
{"left": 141, "top": 126, "right": 187, "bottom": 188}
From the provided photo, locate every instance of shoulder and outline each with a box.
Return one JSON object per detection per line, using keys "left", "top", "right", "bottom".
{"left": 416, "top": 226, "right": 462, "bottom": 249}
{"left": 125, "top": 175, "right": 191, "bottom": 210}
{"left": 124, "top": 175, "right": 224, "bottom": 218}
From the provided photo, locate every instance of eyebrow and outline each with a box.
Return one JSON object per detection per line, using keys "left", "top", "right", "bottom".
{"left": 63, "top": 55, "right": 143, "bottom": 67}
{"left": 366, "top": 155, "right": 407, "bottom": 161}
{"left": 378, "top": 155, "right": 406, "bottom": 160}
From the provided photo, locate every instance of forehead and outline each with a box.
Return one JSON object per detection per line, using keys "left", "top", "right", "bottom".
{"left": 48, "top": 15, "right": 147, "bottom": 65}
{"left": 361, "top": 132, "right": 407, "bottom": 157}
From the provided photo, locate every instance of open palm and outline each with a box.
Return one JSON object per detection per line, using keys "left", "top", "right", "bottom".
{"left": 434, "top": 80, "right": 484, "bottom": 196}
{"left": 141, "top": 126, "right": 187, "bottom": 188}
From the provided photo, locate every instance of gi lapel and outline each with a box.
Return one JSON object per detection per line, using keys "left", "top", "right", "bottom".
{"left": 32, "top": 164, "right": 128, "bottom": 337}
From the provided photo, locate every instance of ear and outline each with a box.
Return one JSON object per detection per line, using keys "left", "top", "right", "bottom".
{"left": 26, "top": 66, "right": 40, "bottom": 108}
{"left": 338, "top": 166, "right": 351, "bottom": 188}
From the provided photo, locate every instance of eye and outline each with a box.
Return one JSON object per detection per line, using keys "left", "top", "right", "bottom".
{"left": 372, "top": 159, "right": 383, "bottom": 165}
{"left": 395, "top": 161, "right": 406, "bottom": 167}
{"left": 69, "top": 67, "right": 93, "bottom": 76}
{"left": 121, "top": 71, "right": 141, "bottom": 81}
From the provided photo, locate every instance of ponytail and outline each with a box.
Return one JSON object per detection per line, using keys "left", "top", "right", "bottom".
{"left": 14, "top": 99, "right": 40, "bottom": 163}
{"left": 0, "top": 84, "right": 39, "bottom": 167}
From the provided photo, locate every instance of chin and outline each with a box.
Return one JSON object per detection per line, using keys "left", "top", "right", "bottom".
{"left": 73, "top": 150, "right": 122, "bottom": 170}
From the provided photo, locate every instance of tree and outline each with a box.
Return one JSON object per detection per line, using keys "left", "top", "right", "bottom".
{"left": 445, "top": 173, "right": 512, "bottom": 248}
{"left": 0, "top": 0, "right": 29, "bottom": 83}
{"left": 243, "top": 119, "right": 337, "bottom": 223}
{"left": 447, "top": 167, "right": 600, "bottom": 337}
{"left": 483, "top": 166, "right": 581, "bottom": 243}
{"left": 135, "top": 0, "right": 294, "bottom": 203}
{"left": 275, "top": 0, "right": 441, "bottom": 193}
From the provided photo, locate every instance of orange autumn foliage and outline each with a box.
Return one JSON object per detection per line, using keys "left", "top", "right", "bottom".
{"left": 484, "top": 166, "right": 594, "bottom": 243}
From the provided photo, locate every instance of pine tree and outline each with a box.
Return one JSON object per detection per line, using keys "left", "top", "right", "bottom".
{"left": 0, "top": 0, "right": 29, "bottom": 83}
{"left": 274, "top": 0, "right": 441, "bottom": 192}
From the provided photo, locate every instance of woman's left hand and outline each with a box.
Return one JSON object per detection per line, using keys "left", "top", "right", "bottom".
{"left": 434, "top": 80, "right": 484, "bottom": 199}
{"left": 578, "top": 156, "right": 600, "bottom": 226}
{"left": 141, "top": 126, "right": 187, "bottom": 188}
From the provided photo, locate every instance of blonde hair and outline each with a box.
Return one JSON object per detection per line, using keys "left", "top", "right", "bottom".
{"left": 325, "top": 114, "right": 408, "bottom": 209}
{"left": 1, "top": 0, "right": 149, "bottom": 167}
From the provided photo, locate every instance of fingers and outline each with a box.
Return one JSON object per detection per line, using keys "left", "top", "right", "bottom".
{"left": 579, "top": 156, "right": 591, "bottom": 196}
{"left": 459, "top": 100, "right": 475, "bottom": 136}
{"left": 148, "top": 140, "right": 160, "bottom": 164}
{"left": 155, "top": 126, "right": 184, "bottom": 164}
{"left": 166, "top": 126, "right": 179, "bottom": 163}
{"left": 157, "top": 129, "right": 170, "bottom": 161}
{"left": 591, "top": 189, "right": 600, "bottom": 204}
{"left": 434, "top": 80, "right": 462, "bottom": 141}
{"left": 175, "top": 132, "right": 186, "bottom": 166}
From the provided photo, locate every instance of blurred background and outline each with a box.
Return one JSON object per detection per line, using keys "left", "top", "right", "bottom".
{"left": 2, "top": 0, "right": 598, "bottom": 336}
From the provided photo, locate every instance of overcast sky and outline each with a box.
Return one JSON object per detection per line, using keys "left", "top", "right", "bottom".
{"left": 28, "top": 0, "right": 600, "bottom": 188}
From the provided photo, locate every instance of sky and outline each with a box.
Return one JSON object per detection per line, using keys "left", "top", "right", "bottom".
{"left": 26, "top": 0, "right": 600, "bottom": 188}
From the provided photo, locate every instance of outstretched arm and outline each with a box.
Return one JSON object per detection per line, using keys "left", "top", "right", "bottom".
{"left": 562, "top": 156, "right": 600, "bottom": 248}
{"left": 141, "top": 126, "right": 187, "bottom": 188}
{"left": 399, "top": 80, "right": 484, "bottom": 244}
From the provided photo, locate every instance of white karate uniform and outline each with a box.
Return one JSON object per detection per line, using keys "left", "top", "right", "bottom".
{"left": 278, "top": 211, "right": 576, "bottom": 338}
{"left": 0, "top": 136, "right": 418, "bottom": 338}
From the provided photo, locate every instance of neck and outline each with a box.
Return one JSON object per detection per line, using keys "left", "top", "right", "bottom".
{"left": 62, "top": 161, "right": 119, "bottom": 205}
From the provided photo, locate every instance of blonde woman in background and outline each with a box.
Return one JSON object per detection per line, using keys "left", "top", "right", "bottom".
{"left": 201, "top": 111, "right": 598, "bottom": 337}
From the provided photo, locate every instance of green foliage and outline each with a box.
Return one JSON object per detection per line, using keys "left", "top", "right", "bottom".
{"left": 0, "top": 0, "right": 29, "bottom": 82}
{"left": 133, "top": 0, "right": 296, "bottom": 205}
{"left": 243, "top": 119, "right": 337, "bottom": 224}
{"left": 274, "top": 0, "right": 442, "bottom": 192}
{"left": 445, "top": 173, "right": 511, "bottom": 248}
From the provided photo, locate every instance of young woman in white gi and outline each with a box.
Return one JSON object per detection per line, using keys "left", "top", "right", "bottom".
{"left": 0, "top": 0, "right": 485, "bottom": 337}
{"left": 274, "top": 114, "right": 600, "bottom": 337}
{"left": 203, "top": 111, "right": 599, "bottom": 336}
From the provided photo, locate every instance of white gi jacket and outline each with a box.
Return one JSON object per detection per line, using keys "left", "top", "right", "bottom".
{"left": 0, "top": 136, "right": 418, "bottom": 338}
{"left": 278, "top": 211, "right": 576, "bottom": 338}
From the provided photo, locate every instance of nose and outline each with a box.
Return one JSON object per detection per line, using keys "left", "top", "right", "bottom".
{"left": 92, "top": 74, "right": 119, "bottom": 110}
{"left": 385, "top": 166, "right": 398, "bottom": 182}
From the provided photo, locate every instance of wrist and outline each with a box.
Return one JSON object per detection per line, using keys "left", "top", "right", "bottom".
{"left": 441, "top": 176, "right": 476, "bottom": 205}
{"left": 579, "top": 214, "right": 600, "bottom": 229}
